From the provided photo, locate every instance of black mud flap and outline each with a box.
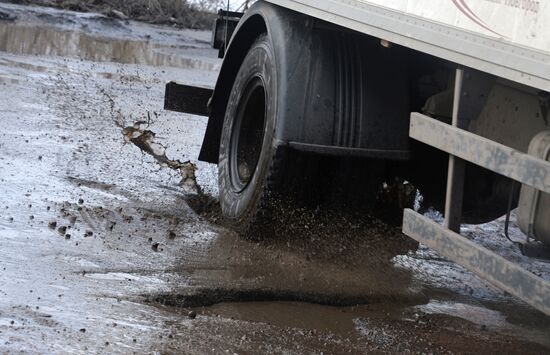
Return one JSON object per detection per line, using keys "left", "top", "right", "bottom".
{"left": 164, "top": 82, "right": 213, "bottom": 117}
{"left": 212, "top": 9, "right": 244, "bottom": 58}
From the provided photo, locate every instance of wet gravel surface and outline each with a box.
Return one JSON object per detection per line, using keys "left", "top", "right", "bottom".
{"left": 0, "top": 3, "right": 549, "bottom": 354}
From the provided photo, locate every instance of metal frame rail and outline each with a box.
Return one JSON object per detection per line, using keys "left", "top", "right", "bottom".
{"left": 402, "top": 69, "right": 550, "bottom": 316}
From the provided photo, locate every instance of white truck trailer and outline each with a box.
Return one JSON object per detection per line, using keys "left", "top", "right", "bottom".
{"left": 165, "top": 0, "right": 550, "bottom": 315}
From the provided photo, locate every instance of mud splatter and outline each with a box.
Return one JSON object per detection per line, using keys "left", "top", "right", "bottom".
{"left": 103, "top": 88, "right": 202, "bottom": 194}
{"left": 121, "top": 121, "right": 200, "bottom": 192}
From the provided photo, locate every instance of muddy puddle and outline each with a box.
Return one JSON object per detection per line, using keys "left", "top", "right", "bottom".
{"left": 0, "top": 22, "right": 220, "bottom": 70}
{"left": 202, "top": 302, "right": 366, "bottom": 335}
{"left": 146, "top": 297, "right": 550, "bottom": 354}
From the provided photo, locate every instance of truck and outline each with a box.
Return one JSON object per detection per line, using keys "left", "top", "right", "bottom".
{"left": 164, "top": 0, "right": 550, "bottom": 316}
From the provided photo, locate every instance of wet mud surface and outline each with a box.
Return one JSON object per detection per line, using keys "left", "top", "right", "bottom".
{"left": 0, "top": 2, "right": 549, "bottom": 354}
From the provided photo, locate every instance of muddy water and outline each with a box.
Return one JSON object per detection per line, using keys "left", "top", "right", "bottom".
{"left": 0, "top": 23, "right": 220, "bottom": 70}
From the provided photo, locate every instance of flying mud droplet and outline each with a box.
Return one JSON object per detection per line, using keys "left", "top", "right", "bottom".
{"left": 166, "top": 230, "right": 176, "bottom": 240}
{"left": 151, "top": 242, "right": 160, "bottom": 252}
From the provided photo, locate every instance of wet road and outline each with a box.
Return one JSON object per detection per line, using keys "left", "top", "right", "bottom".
{"left": 0, "top": 3, "right": 549, "bottom": 354}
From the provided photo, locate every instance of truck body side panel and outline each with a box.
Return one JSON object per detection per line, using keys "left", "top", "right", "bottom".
{"left": 266, "top": 0, "right": 550, "bottom": 91}
{"left": 360, "top": 0, "right": 548, "bottom": 54}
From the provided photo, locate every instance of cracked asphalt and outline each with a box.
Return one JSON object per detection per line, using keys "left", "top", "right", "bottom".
{"left": 0, "top": 3, "right": 548, "bottom": 354}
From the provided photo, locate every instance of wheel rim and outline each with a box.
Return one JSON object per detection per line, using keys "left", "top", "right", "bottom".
{"left": 229, "top": 76, "right": 267, "bottom": 192}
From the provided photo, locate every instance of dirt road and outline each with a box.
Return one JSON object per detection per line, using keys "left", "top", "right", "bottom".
{"left": 0, "top": 3, "right": 548, "bottom": 354}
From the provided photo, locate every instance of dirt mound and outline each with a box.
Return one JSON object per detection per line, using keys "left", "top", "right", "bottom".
{"left": 2, "top": 0, "right": 221, "bottom": 29}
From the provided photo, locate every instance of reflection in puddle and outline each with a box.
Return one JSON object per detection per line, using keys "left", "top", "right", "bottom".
{"left": 0, "top": 23, "right": 220, "bottom": 70}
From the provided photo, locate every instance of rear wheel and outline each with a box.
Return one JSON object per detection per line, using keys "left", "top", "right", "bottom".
{"left": 218, "top": 34, "right": 282, "bottom": 235}
{"left": 218, "top": 34, "right": 406, "bottom": 236}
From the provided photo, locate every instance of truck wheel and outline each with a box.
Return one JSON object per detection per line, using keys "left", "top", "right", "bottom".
{"left": 218, "top": 34, "right": 282, "bottom": 235}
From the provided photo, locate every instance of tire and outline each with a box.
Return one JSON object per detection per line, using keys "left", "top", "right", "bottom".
{"left": 218, "top": 34, "right": 281, "bottom": 235}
